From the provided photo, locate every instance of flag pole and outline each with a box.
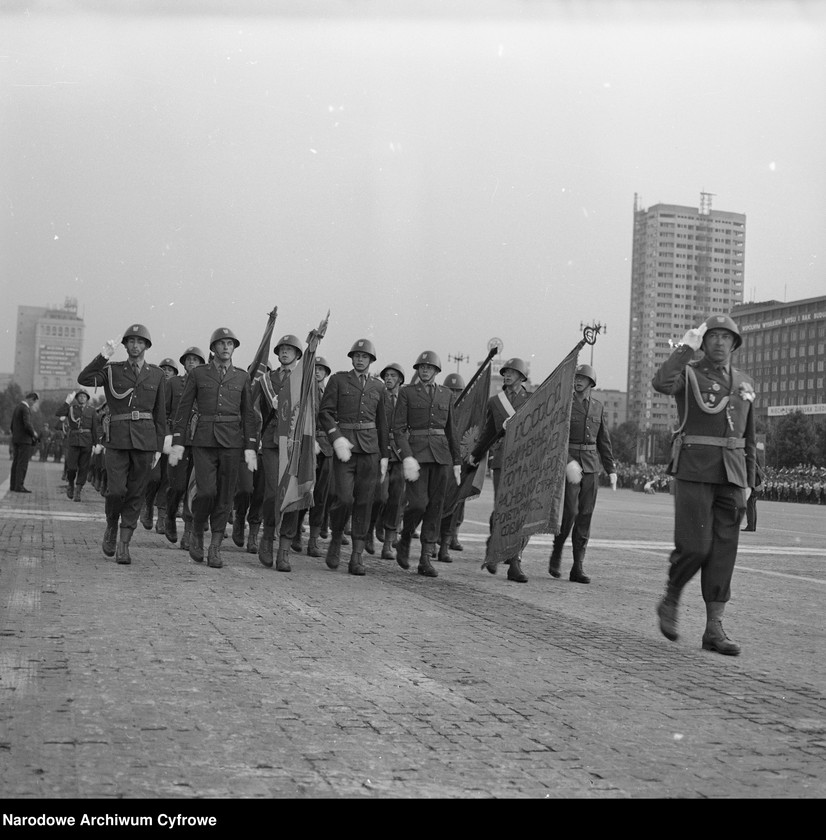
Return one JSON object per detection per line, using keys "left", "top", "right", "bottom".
{"left": 455, "top": 345, "right": 498, "bottom": 408}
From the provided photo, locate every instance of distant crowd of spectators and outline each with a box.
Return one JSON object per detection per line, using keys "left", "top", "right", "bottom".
{"left": 604, "top": 462, "right": 826, "bottom": 505}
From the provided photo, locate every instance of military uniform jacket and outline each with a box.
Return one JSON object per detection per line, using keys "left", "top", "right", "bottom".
{"left": 318, "top": 370, "right": 389, "bottom": 456}
{"left": 471, "top": 386, "right": 530, "bottom": 470}
{"left": 11, "top": 401, "right": 38, "bottom": 445}
{"left": 55, "top": 402, "right": 99, "bottom": 449}
{"left": 652, "top": 344, "right": 756, "bottom": 488}
{"left": 78, "top": 356, "right": 166, "bottom": 451}
{"left": 172, "top": 362, "right": 258, "bottom": 450}
{"left": 393, "top": 382, "right": 461, "bottom": 466}
{"left": 259, "top": 367, "right": 294, "bottom": 450}
{"left": 568, "top": 394, "right": 615, "bottom": 475}
{"left": 384, "top": 390, "right": 403, "bottom": 461}
{"left": 314, "top": 381, "right": 333, "bottom": 457}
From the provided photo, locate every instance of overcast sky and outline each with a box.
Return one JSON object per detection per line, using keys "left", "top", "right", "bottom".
{"left": 2, "top": 0, "right": 825, "bottom": 391}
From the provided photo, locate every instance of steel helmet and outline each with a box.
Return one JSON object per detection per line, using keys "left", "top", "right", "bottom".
{"left": 314, "top": 356, "right": 331, "bottom": 376}
{"left": 121, "top": 323, "right": 152, "bottom": 348}
{"left": 158, "top": 357, "right": 179, "bottom": 374}
{"left": 179, "top": 346, "right": 206, "bottom": 365}
{"left": 500, "top": 357, "right": 529, "bottom": 381}
{"left": 380, "top": 362, "right": 406, "bottom": 384}
{"left": 274, "top": 334, "right": 304, "bottom": 360}
{"left": 443, "top": 372, "right": 465, "bottom": 391}
{"left": 209, "top": 327, "right": 240, "bottom": 350}
{"left": 348, "top": 338, "right": 377, "bottom": 362}
{"left": 702, "top": 314, "right": 742, "bottom": 351}
{"left": 413, "top": 351, "right": 442, "bottom": 372}
{"left": 575, "top": 364, "right": 597, "bottom": 388}
{"left": 74, "top": 389, "right": 90, "bottom": 402}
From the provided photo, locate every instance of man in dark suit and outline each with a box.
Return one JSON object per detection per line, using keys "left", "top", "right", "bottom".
{"left": 392, "top": 351, "right": 461, "bottom": 578}
{"left": 169, "top": 328, "right": 259, "bottom": 569}
{"left": 78, "top": 324, "right": 167, "bottom": 564}
{"left": 548, "top": 363, "right": 617, "bottom": 585}
{"left": 318, "top": 338, "right": 389, "bottom": 576}
{"left": 55, "top": 390, "right": 99, "bottom": 502}
{"left": 10, "top": 391, "right": 40, "bottom": 492}
{"left": 652, "top": 314, "right": 757, "bottom": 656}
{"left": 468, "top": 357, "right": 532, "bottom": 582}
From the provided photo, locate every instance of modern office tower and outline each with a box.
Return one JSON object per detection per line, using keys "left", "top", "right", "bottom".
{"left": 14, "top": 298, "right": 85, "bottom": 397}
{"left": 627, "top": 193, "right": 746, "bottom": 456}
{"left": 733, "top": 295, "right": 826, "bottom": 424}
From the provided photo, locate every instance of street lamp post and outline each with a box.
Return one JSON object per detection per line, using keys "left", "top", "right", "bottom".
{"left": 579, "top": 321, "right": 607, "bottom": 366}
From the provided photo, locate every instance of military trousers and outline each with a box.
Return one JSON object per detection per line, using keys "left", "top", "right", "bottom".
{"left": 65, "top": 445, "right": 93, "bottom": 488}
{"left": 104, "top": 448, "right": 154, "bottom": 533}
{"left": 553, "top": 470, "right": 599, "bottom": 556}
{"left": 260, "top": 448, "right": 300, "bottom": 538}
{"left": 166, "top": 448, "right": 192, "bottom": 524}
{"left": 234, "top": 451, "right": 264, "bottom": 527}
{"left": 329, "top": 451, "right": 380, "bottom": 542}
{"left": 401, "top": 462, "right": 450, "bottom": 545}
{"left": 669, "top": 479, "right": 746, "bottom": 603}
{"left": 307, "top": 452, "right": 333, "bottom": 529}
{"left": 190, "top": 446, "right": 242, "bottom": 534}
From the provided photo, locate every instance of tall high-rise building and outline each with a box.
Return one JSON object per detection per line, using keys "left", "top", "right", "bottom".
{"left": 14, "top": 298, "right": 85, "bottom": 397}
{"left": 627, "top": 193, "right": 746, "bottom": 449}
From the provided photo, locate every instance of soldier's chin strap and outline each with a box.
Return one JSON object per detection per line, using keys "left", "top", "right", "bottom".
{"left": 106, "top": 365, "right": 135, "bottom": 401}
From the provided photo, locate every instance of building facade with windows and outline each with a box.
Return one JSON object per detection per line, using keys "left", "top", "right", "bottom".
{"left": 14, "top": 298, "right": 85, "bottom": 398}
{"left": 732, "top": 296, "right": 826, "bottom": 423}
{"left": 627, "top": 193, "right": 746, "bottom": 451}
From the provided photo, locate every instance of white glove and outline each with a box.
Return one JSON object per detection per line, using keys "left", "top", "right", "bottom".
{"left": 454, "top": 465, "right": 462, "bottom": 485}
{"left": 168, "top": 444, "right": 185, "bottom": 467}
{"left": 745, "top": 486, "right": 752, "bottom": 501}
{"left": 566, "top": 460, "right": 583, "bottom": 485}
{"left": 162, "top": 434, "right": 173, "bottom": 455}
{"left": 403, "top": 456, "right": 420, "bottom": 482}
{"left": 314, "top": 440, "right": 321, "bottom": 456}
{"left": 465, "top": 452, "right": 478, "bottom": 467}
{"left": 680, "top": 322, "right": 708, "bottom": 351}
{"left": 333, "top": 436, "right": 353, "bottom": 462}
{"left": 93, "top": 443, "right": 104, "bottom": 455}
{"left": 609, "top": 472, "right": 618, "bottom": 491}
{"left": 380, "top": 457, "right": 388, "bottom": 480}
{"left": 65, "top": 391, "right": 76, "bottom": 405}
{"left": 151, "top": 451, "right": 161, "bottom": 469}
{"left": 100, "top": 339, "right": 117, "bottom": 359}
{"left": 244, "top": 449, "right": 258, "bottom": 472}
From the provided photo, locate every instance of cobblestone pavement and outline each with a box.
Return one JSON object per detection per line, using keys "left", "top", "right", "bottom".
{"left": 1, "top": 459, "right": 824, "bottom": 800}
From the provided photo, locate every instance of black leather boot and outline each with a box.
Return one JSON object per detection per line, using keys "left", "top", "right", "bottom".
{"left": 657, "top": 583, "right": 680, "bottom": 641}
{"left": 102, "top": 521, "right": 118, "bottom": 558}
{"left": 325, "top": 533, "right": 342, "bottom": 569}
{"left": 207, "top": 531, "right": 224, "bottom": 568}
{"left": 306, "top": 526, "right": 323, "bottom": 558}
{"left": 395, "top": 532, "right": 411, "bottom": 570}
{"left": 507, "top": 556, "right": 528, "bottom": 583}
{"left": 189, "top": 524, "right": 205, "bottom": 563}
{"left": 246, "top": 522, "right": 260, "bottom": 554}
{"left": 231, "top": 515, "right": 246, "bottom": 547}
{"left": 258, "top": 526, "right": 274, "bottom": 568}
{"left": 417, "top": 543, "right": 438, "bottom": 578}
{"left": 348, "top": 539, "right": 366, "bottom": 576}
{"left": 276, "top": 537, "right": 292, "bottom": 572}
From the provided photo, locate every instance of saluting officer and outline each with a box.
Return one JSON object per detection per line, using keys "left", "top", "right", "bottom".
{"left": 169, "top": 328, "right": 259, "bottom": 569}
{"left": 652, "top": 315, "right": 756, "bottom": 656}
{"left": 318, "top": 338, "right": 389, "bottom": 576}
{"left": 55, "top": 389, "right": 99, "bottom": 502}
{"left": 467, "top": 357, "right": 532, "bottom": 582}
{"left": 163, "top": 345, "right": 205, "bottom": 546}
{"left": 548, "top": 363, "right": 617, "bottom": 585}
{"left": 257, "top": 334, "right": 304, "bottom": 572}
{"left": 393, "top": 351, "right": 461, "bottom": 578}
{"left": 77, "top": 324, "right": 166, "bottom": 565}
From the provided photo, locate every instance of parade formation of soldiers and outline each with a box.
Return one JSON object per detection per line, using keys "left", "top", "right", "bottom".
{"left": 57, "top": 311, "right": 772, "bottom": 657}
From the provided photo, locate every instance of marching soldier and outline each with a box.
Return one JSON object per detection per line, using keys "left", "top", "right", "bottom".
{"left": 168, "top": 328, "right": 259, "bottom": 569}
{"left": 467, "top": 357, "right": 532, "bottom": 582}
{"left": 548, "top": 363, "right": 617, "bottom": 584}
{"left": 77, "top": 324, "right": 166, "bottom": 564}
{"left": 163, "top": 346, "right": 204, "bottom": 546}
{"left": 373, "top": 362, "right": 407, "bottom": 561}
{"left": 436, "top": 371, "right": 466, "bottom": 563}
{"left": 257, "top": 334, "right": 304, "bottom": 572}
{"left": 652, "top": 315, "right": 756, "bottom": 656}
{"left": 304, "top": 356, "right": 334, "bottom": 559}
{"left": 393, "top": 351, "right": 461, "bottom": 578}
{"left": 318, "top": 338, "right": 389, "bottom": 576}
{"left": 55, "top": 389, "right": 99, "bottom": 502}
{"left": 141, "top": 356, "right": 179, "bottom": 533}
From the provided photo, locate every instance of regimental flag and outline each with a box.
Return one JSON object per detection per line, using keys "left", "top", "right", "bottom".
{"left": 274, "top": 312, "right": 330, "bottom": 529}
{"left": 484, "top": 341, "right": 585, "bottom": 570}
{"left": 441, "top": 346, "right": 497, "bottom": 517}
